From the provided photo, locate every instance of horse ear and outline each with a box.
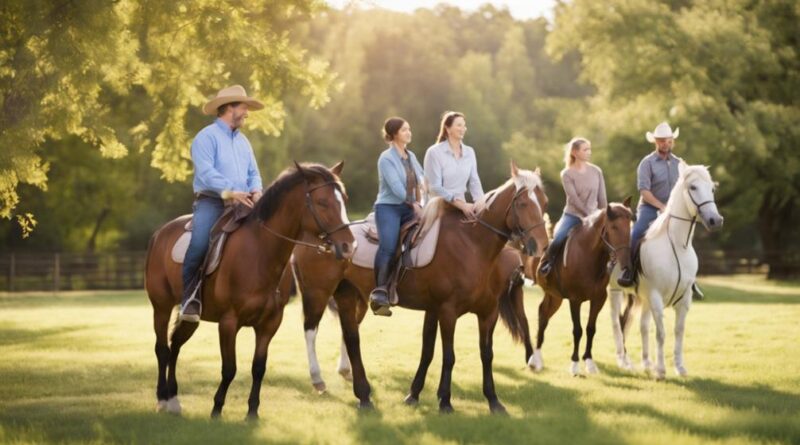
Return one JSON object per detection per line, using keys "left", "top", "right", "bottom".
{"left": 330, "top": 160, "right": 344, "bottom": 176}
{"left": 678, "top": 159, "right": 688, "bottom": 175}
{"left": 294, "top": 161, "right": 308, "bottom": 179}
{"left": 606, "top": 203, "right": 616, "bottom": 220}
{"left": 623, "top": 195, "right": 632, "bottom": 208}
{"left": 510, "top": 160, "right": 519, "bottom": 177}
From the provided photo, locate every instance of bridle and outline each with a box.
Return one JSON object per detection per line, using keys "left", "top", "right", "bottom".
{"left": 261, "top": 179, "right": 361, "bottom": 253}
{"left": 475, "top": 187, "right": 546, "bottom": 252}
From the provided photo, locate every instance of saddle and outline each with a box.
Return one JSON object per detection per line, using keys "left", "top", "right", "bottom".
{"left": 352, "top": 211, "right": 443, "bottom": 304}
{"left": 171, "top": 202, "right": 253, "bottom": 276}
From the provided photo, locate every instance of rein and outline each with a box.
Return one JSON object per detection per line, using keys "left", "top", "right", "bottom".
{"left": 662, "top": 185, "right": 711, "bottom": 305}
{"left": 474, "top": 188, "right": 546, "bottom": 245}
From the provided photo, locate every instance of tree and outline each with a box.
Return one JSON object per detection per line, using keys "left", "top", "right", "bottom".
{"left": 548, "top": 0, "right": 800, "bottom": 277}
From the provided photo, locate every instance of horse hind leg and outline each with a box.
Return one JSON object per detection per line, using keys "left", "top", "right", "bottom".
{"left": 568, "top": 299, "right": 583, "bottom": 376}
{"left": 247, "top": 309, "right": 283, "bottom": 420}
{"left": 436, "top": 308, "right": 458, "bottom": 413}
{"left": 334, "top": 281, "right": 373, "bottom": 409}
{"left": 673, "top": 293, "right": 691, "bottom": 377}
{"left": 153, "top": 305, "right": 172, "bottom": 412}
{"left": 165, "top": 315, "right": 200, "bottom": 415}
{"left": 531, "top": 293, "right": 562, "bottom": 372}
{"left": 302, "top": 289, "right": 331, "bottom": 393}
{"left": 583, "top": 295, "right": 606, "bottom": 375}
{"left": 609, "top": 288, "right": 633, "bottom": 370}
{"left": 405, "top": 310, "right": 438, "bottom": 405}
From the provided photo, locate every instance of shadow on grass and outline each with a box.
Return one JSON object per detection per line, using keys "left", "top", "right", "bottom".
{"left": 0, "top": 291, "right": 146, "bottom": 309}
{"left": 348, "top": 368, "right": 624, "bottom": 445}
{"left": 698, "top": 284, "right": 800, "bottom": 305}
{"left": 0, "top": 325, "right": 89, "bottom": 347}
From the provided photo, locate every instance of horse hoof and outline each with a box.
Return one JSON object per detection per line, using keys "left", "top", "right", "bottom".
{"left": 642, "top": 360, "right": 652, "bottom": 373}
{"left": 439, "top": 404, "right": 454, "bottom": 414}
{"left": 156, "top": 400, "right": 168, "bottom": 413}
{"left": 358, "top": 400, "right": 374, "bottom": 410}
{"left": 675, "top": 366, "right": 688, "bottom": 377}
{"left": 210, "top": 410, "right": 222, "bottom": 419}
{"left": 313, "top": 381, "right": 327, "bottom": 394}
{"left": 585, "top": 359, "right": 599, "bottom": 374}
{"left": 246, "top": 412, "right": 259, "bottom": 422}
{"left": 529, "top": 350, "right": 544, "bottom": 372}
{"left": 490, "top": 402, "right": 508, "bottom": 415}
{"left": 338, "top": 368, "right": 353, "bottom": 382}
{"left": 166, "top": 396, "right": 182, "bottom": 415}
{"left": 569, "top": 361, "right": 580, "bottom": 376}
{"left": 404, "top": 394, "right": 419, "bottom": 406}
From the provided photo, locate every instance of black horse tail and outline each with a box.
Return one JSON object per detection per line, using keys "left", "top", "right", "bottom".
{"left": 498, "top": 267, "right": 527, "bottom": 344}
{"left": 619, "top": 291, "right": 641, "bottom": 336}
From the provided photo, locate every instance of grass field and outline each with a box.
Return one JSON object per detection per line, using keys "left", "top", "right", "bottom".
{"left": 1, "top": 275, "right": 799, "bottom": 444}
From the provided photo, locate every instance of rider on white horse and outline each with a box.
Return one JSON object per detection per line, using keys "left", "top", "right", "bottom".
{"left": 617, "top": 122, "right": 703, "bottom": 300}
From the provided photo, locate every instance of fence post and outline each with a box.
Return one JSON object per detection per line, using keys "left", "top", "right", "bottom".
{"left": 54, "top": 253, "right": 60, "bottom": 294}
{"left": 9, "top": 253, "right": 14, "bottom": 292}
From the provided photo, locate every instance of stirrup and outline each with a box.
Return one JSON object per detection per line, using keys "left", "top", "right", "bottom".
{"left": 179, "top": 284, "right": 202, "bottom": 323}
{"left": 369, "top": 288, "right": 392, "bottom": 317}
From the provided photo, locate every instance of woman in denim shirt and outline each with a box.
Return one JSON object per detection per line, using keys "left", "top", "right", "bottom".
{"left": 370, "top": 117, "right": 425, "bottom": 316}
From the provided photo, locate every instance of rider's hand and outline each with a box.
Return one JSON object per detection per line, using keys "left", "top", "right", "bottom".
{"left": 250, "top": 191, "right": 262, "bottom": 204}
{"left": 453, "top": 199, "right": 476, "bottom": 221}
{"left": 411, "top": 201, "right": 423, "bottom": 218}
{"left": 230, "top": 191, "right": 254, "bottom": 208}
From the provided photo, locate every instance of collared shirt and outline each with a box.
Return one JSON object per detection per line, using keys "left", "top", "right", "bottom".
{"left": 423, "top": 140, "right": 484, "bottom": 202}
{"left": 191, "top": 118, "right": 263, "bottom": 195}
{"left": 375, "top": 146, "right": 425, "bottom": 205}
{"left": 637, "top": 151, "right": 681, "bottom": 207}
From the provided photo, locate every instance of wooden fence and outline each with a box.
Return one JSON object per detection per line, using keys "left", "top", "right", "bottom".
{"left": 0, "top": 250, "right": 796, "bottom": 292}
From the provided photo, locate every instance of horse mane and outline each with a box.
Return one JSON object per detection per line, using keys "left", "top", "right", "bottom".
{"left": 419, "top": 197, "right": 448, "bottom": 233}
{"left": 474, "top": 168, "right": 544, "bottom": 215}
{"left": 251, "top": 163, "right": 341, "bottom": 223}
{"left": 644, "top": 164, "right": 712, "bottom": 240}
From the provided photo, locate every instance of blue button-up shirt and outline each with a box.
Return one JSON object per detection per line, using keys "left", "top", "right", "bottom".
{"left": 423, "top": 140, "right": 484, "bottom": 202}
{"left": 191, "top": 119, "right": 263, "bottom": 195}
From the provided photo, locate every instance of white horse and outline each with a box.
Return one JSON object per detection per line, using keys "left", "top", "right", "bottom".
{"left": 609, "top": 161, "right": 723, "bottom": 379}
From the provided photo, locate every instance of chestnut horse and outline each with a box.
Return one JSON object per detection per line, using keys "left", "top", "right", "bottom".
{"left": 532, "top": 198, "right": 633, "bottom": 375}
{"left": 290, "top": 163, "right": 549, "bottom": 413}
{"left": 145, "top": 162, "right": 355, "bottom": 419}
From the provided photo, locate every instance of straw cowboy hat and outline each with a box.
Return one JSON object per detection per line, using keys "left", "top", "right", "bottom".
{"left": 646, "top": 122, "right": 680, "bottom": 143}
{"left": 202, "top": 85, "right": 264, "bottom": 116}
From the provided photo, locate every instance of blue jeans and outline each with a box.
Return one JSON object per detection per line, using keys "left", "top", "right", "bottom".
{"left": 182, "top": 196, "right": 225, "bottom": 294}
{"left": 374, "top": 203, "right": 415, "bottom": 275}
{"left": 552, "top": 213, "right": 582, "bottom": 247}
{"left": 631, "top": 204, "right": 659, "bottom": 253}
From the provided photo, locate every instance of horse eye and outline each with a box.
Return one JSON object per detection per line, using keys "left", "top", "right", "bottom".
{"left": 689, "top": 185, "right": 697, "bottom": 191}
{"left": 316, "top": 199, "right": 329, "bottom": 208}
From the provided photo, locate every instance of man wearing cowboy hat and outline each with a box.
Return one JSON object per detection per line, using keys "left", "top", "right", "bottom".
{"left": 179, "top": 85, "right": 265, "bottom": 322}
{"left": 618, "top": 122, "right": 693, "bottom": 289}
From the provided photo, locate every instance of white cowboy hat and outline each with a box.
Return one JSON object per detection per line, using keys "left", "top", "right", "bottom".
{"left": 202, "top": 85, "right": 264, "bottom": 116}
{"left": 646, "top": 122, "right": 680, "bottom": 143}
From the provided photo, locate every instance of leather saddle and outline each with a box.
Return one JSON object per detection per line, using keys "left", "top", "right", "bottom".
{"left": 171, "top": 202, "right": 253, "bottom": 275}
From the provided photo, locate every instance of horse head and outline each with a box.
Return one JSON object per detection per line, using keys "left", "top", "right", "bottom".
{"left": 294, "top": 161, "right": 356, "bottom": 260}
{"left": 508, "top": 161, "right": 550, "bottom": 259}
{"left": 604, "top": 196, "right": 635, "bottom": 273}
{"left": 677, "top": 161, "right": 724, "bottom": 232}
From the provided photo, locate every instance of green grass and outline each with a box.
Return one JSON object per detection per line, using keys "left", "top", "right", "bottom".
{"left": 1, "top": 276, "right": 799, "bottom": 444}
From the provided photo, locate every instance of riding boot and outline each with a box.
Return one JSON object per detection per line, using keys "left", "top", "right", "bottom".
{"left": 538, "top": 241, "right": 562, "bottom": 276}
{"left": 369, "top": 262, "right": 393, "bottom": 317}
{"left": 179, "top": 270, "right": 202, "bottom": 323}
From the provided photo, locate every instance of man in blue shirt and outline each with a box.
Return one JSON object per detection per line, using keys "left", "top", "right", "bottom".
{"left": 180, "top": 85, "right": 265, "bottom": 322}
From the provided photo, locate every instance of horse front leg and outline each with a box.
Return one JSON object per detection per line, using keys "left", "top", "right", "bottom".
{"left": 436, "top": 308, "right": 458, "bottom": 413}
{"left": 302, "top": 289, "right": 330, "bottom": 393}
{"left": 673, "top": 293, "right": 691, "bottom": 377}
{"left": 648, "top": 294, "right": 667, "bottom": 380}
{"left": 583, "top": 295, "right": 606, "bottom": 374}
{"left": 334, "top": 283, "right": 372, "bottom": 409}
{"left": 568, "top": 299, "right": 583, "bottom": 376}
{"left": 608, "top": 287, "right": 631, "bottom": 370}
{"left": 532, "top": 293, "right": 562, "bottom": 371}
{"left": 152, "top": 306, "right": 171, "bottom": 412}
{"left": 211, "top": 315, "right": 240, "bottom": 418}
{"left": 478, "top": 310, "right": 506, "bottom": 414}
{"left": 247, "top": 309, "right": 284, "bottom": 420}
{"left": 165, "top": 318, "right": 199, "bottom": 415}
{"left": 404, "top": 310, "right": 438, "bottom": 405}
{"left": 640, "top": 305, "right": 652, "bottom": 372}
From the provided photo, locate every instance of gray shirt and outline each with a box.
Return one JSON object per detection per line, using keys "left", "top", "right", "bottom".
{"left": 561, "top": 164, "right": 607, "bottom": 217}
{"left": 423, "top": 140, "right": 484, "bottom": 202}
{"left": 637, "top": 151, "right": 681, "bottom": 207}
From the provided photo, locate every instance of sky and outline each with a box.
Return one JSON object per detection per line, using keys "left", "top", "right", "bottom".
{"left": 325, "top": 0, "right": 557, "bottom": 21}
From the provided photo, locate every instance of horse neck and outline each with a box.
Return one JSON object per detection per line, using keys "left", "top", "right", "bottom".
{"left": 575, "top": 213, "right": 610, "bottom": 270}
{"left": 665, "top": 187, "right": 696, "bottom": 249}
{"left": 247, "top": 188, "right": 305, "bottom": 277}
{"left": 462, "top": 185, "right": 515, "bottom": 258}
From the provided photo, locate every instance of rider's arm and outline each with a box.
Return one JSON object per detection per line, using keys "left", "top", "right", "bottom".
{"left": 192, "top": 132, "right": 234, "bottom": 195}
{"left": 466, "top": 148, "right": 484, "bottom": 202}
{"left": 640, "top": 190, "right": 665, "bottom": 211}
{"left": 637, "top": 157, "right": 665, "bottom": 211}
{"left": 378, "top": 156, "right": 408, "bottom": 202}
{"left": 424, "top": 147, "right": 454, "bottom": 202}
{"left": 243, "top": 136, "right": 263, "bottom": 193}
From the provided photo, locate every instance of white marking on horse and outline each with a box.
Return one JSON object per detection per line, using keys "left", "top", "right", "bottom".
{"left": 305, "top": 329, "right": 323, "bottom": 385}
{"left": 335, "top": 190, "right": 350, "bottom": 224}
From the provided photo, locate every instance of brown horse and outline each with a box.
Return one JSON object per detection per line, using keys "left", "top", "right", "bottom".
{"left": 532, "top": 198, "right": 633, "bottom": 375}
{"left": 145, "top": 162, "right": 355, "bottom": 419}
{"left": 290, "top": 163, "right": 549, "bottom": 413}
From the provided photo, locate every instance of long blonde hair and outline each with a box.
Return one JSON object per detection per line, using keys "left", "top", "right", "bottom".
{"left": 564, "top": 137, "right": 590, "bottom": 168}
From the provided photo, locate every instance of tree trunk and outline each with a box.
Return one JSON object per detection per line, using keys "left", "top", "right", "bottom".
{"left": 758, "top": 190, "right": 799, "bottom": 279}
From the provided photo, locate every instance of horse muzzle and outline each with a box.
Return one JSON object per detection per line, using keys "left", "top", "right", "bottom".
{"left": 332, "top": 239, "right": 355, "bottom": 260}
